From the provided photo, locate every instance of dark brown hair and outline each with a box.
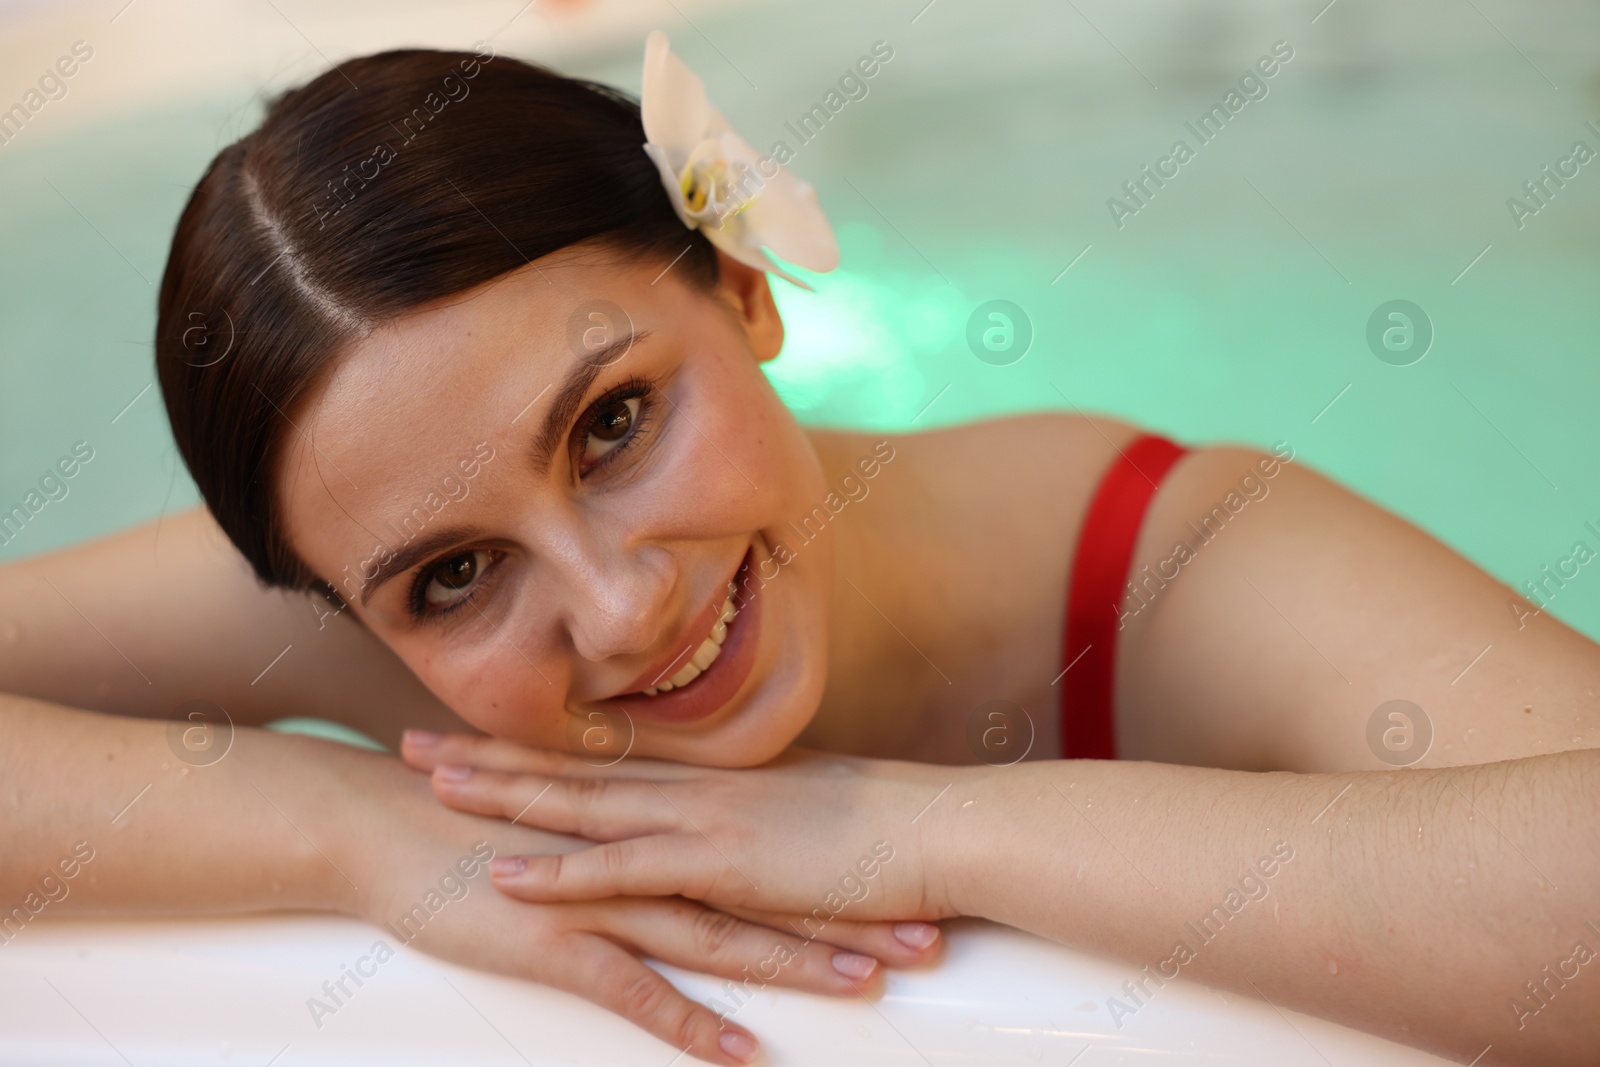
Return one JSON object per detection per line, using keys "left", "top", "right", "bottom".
{"left": 155, "top": 46, "right": 718, "bottom": 591}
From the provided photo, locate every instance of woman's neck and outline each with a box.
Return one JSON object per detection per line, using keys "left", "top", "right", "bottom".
{"left": 799, "top": 429, "right": 947, "bottom": 758}
{"left": 796, "top": 425, "right": 1081, "bottom": 765}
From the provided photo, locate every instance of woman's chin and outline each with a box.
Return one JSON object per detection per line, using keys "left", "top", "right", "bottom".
{"left": 653, "top": 630, "right": 827, "bottom": 768}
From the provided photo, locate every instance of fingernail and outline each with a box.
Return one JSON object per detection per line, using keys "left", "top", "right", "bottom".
{"left": 435, "top": 764, "right": 473, "bottom": 781}
{"left": 893, "top": 922, "right": 939, "bottom": 949}
{"left": 830, "top": 951, "right": 877, "bottom": 980}
{"left": 490, "top": 856, "right": 526, "bottom": 877}
{"left": 403, "top": 729, "right": 441, "bottom": 747}
{"left": 718, "top": 1030, "right": 759, "bottom": 1064}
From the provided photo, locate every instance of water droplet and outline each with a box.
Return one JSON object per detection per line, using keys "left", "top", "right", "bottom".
{"left": 1327, "top": 960, "right": 1339, "bottom": 975}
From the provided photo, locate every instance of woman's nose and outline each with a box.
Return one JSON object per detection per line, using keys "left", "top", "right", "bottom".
{"left": 560, "top": 542, "right": 677, "bottom": 663}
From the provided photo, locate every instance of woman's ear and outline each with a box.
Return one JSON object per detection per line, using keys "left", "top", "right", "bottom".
{"left": 710, "top": 250, "right": 785, "bottom": 364}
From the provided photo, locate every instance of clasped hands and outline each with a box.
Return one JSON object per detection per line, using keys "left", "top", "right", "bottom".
{"left": 401, "top": 730, "right": 967, "bottom": 926}
{"left": 400, "top": 726, "right": 979, "bottom": 1062}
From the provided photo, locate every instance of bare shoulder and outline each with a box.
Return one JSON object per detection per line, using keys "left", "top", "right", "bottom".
{"left": 1118, "top": 442, "right": 1600, "bottom": 771}
{"left": 890, "top": 409, "right": 1142, "bottom": 469}
{"left": 838, "top": 410, "right": 1145, "bottom": 497}
{"left": 810, "top": 410, "right": 1153, "bottom": 565}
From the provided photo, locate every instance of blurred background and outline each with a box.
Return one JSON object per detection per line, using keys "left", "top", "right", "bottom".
{"left": 2, "top": 0, "right": 1598, "bottom": 639}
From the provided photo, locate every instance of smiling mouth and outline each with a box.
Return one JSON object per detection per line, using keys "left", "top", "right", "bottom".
{"left": 637, "top": 581, "right": 739, "bottom": 696}
{"left": 598, "top": 539, "right": 765, "bottom": 725}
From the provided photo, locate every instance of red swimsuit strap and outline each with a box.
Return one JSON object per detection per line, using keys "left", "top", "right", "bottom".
{"left": 1061, "top": 434, "right": 1189, "bottom": 760}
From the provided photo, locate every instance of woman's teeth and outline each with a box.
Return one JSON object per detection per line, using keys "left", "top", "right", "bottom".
{"left": 640, "top": 582, "right": 739, "bottom": 696}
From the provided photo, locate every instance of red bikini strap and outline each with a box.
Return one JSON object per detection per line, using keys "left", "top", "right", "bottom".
{"left": 1062, "top": 434, "right": 1189, "bottom": 760}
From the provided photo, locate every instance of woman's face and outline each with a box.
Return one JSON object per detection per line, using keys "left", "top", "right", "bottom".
{"left": 277, "top": 244, "right": 834, "bottom": 767}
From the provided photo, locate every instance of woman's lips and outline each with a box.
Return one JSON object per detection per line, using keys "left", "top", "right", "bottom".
{"left": 600, "top": 546, "right": 762, "bottom": 725}
{"left": 618, "top": 585, "right": 729, "bottom": 696}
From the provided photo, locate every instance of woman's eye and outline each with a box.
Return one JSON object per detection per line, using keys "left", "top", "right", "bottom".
{"left": 581, "top": 395, "right": 641, "bottom": 467}
{"left": 421, "top": 549, "right": 492, "bottom": 609}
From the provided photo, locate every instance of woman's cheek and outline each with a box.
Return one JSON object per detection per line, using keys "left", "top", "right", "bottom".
{"left": 408, "top": 640, "right": 557, "bottom": 748}
{"left": 718, "top": 367, "right": 826, "bottom": 510}
{"left": 661, "top": 382, "right": 782, "bottom": 529}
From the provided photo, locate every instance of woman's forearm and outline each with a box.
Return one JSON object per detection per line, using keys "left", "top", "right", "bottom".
{"left": 1, "top": 699, "right": 960, "bottom": 1066}
{"left": 0, "top": 694, "right": 357, "bottom": 920}
{"left": 405, "top": 735, "right": 1600, "bottom": 1061}
{"left": 0, "top": 508, "right": 465, "bottom": 748}
{"left": 938, "top": 752, "right": 1600, "bottom": 1064}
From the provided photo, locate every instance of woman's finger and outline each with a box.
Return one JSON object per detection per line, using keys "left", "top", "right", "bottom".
{"left": 720, "top": 905, "right": 943, "bottom": 969}
{"left": 401, "top": 729, "right": 700, "bottom": 780}
{"left": 402, "top": 731, "right": 592, "bottom": 776}
{"left": 588, "top": 896, "right": 884, "bottom": 999}
{"left": 430, "top": 766, "right": 680, "bottom": 840}
{"left": 542, "top": 929, "right": 761, "bottom": 1066}
{"left": 492, "top": 837, "right": 722, "bottom": 903}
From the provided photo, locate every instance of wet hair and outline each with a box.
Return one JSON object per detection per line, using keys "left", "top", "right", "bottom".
{"left": 155, "top": 46, "right": 718, "bottom": 591}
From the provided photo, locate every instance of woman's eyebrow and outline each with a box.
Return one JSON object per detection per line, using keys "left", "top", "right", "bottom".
{"left": 357, "top": 328, "right": 654, "bottom": 606}
{"left": 528, "top": 328, "right": 653, "bottom": 477}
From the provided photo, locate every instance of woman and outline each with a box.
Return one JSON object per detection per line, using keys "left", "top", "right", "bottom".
{"left": 1, "top": 35, "right": 1594, "bottom": 1066}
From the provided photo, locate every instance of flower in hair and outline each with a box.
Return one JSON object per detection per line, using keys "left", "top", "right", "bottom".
{"left": 640, "top": 30, "right": 839, "bottom": 290}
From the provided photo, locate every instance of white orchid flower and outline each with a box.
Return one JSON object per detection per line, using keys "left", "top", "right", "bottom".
{"left": 640, "top": 30, "right": 839, "bottom": 290}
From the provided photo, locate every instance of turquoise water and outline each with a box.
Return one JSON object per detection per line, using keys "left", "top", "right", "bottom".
{"left": 3, "top": 1, "right": 1598, "bottom": 636}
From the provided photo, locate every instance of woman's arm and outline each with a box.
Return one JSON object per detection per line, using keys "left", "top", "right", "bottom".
{"left": 409, "top": 736, "right": 1600, "bottom": 1066}
{"left": 0, "top": 692, "right": 347, "bottom": 916}
{"left": 0, "top": 506, "right": 468, "bottom": 747}
{"left": 1118, "top": 444, "right": 1600, "bottom": 772}
{"left": 939, "top": 753, "right": 1600, "bottom": 1066}
{"left": 0, "top": 696, "right": 939, "bottom": 1065}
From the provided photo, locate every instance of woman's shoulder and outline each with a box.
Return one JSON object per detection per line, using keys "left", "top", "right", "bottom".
{"left": 805, "top": 411, "right": 1153, "bottom": 575}
{"left": 806, "top": 412, "right": 1168, "bottom": 564}
{"left": 808, "top": 409, "right": 1147, "bottom": 489}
